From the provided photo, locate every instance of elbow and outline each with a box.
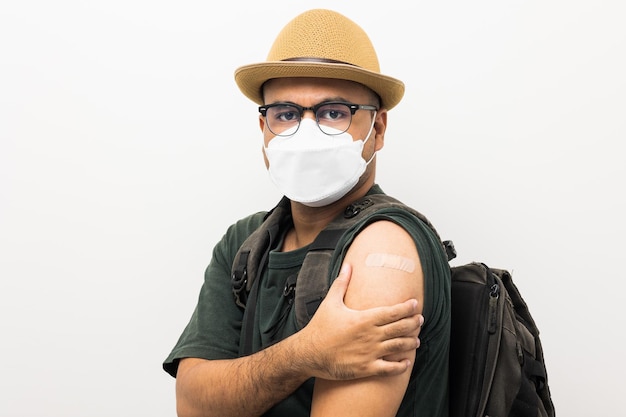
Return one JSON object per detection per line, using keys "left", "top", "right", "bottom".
{"left": 176, "top": 400, "right": 203, "bottom": 417}
{"left": 175, "top": 364, "right": 210, "bottom": 417}
{"left": 175, "top": 382, "right": 202, "bottom": 417}
{"left": 176, "top": 387, "right": 218, "bottom": 417}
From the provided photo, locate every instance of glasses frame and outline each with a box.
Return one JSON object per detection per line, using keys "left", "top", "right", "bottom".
{"left": 258, "top": 101, "right": 378, "bottom": 136}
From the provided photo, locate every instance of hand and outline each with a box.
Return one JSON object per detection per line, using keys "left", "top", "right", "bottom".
{"left": 297, "top": 263, "right": 424, "bottom": 381}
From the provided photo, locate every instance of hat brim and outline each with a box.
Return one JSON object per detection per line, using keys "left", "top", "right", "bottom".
{"left": 235, "top": 61, "right": 405, "bottom": 110}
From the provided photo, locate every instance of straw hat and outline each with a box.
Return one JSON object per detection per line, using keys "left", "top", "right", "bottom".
{"left": 234, "top": 9, "right": 405, "bottom": 110}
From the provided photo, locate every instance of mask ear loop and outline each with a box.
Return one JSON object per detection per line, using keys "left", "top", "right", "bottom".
{"left": 362, "top": 111, "right": 378, "bottom": 165}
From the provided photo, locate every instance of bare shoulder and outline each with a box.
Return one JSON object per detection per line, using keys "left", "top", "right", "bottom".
{"left": 342, "top": 220, "right": 424, "bottom": 312}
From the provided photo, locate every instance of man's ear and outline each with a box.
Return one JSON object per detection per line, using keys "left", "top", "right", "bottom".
{"left": 259, "top": 116, "right": 270, "bottom": 168}
{"left": 373, "top": 109, "right": 387, "bottom": 152}
{"left": 258, "top": 115, "right": 266, "bottom": 132}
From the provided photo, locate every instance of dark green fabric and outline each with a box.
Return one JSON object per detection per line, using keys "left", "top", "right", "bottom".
{"left": 163, "top": 185, "right": 451, "bottom": 416}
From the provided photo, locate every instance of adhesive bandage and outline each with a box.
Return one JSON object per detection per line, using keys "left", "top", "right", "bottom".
{"left": 365, "top": 253, "right": 416, "bottom": 273}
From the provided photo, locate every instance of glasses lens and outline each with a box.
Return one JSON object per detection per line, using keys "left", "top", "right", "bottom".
{"left": 265, "top": 104, "right": 301, "bottom": 136}
{"left": 316, "top": 103, "right": 352, "bottom": 135}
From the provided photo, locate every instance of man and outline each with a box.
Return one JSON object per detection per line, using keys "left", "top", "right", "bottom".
{"left": 163, "top": 9, "right": 450, "bottom": 417}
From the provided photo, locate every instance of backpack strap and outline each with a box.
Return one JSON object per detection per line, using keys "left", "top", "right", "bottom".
{"left": 294, "top": 228, "right": 346, "bottom": 327}
{"left": 231, "top": 197, "right": 292, "bottom": 355}
{"left": 231, "top": 197, "right": 291, "bottom": 309}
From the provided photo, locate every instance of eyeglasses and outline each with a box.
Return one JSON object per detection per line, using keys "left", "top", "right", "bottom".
{"left": 258, "top": 101, "right": 378, "bottom": 136}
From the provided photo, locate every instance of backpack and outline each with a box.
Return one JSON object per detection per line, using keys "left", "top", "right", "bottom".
{"left": 231, "top": 193, "right": 555, "bottom": 417}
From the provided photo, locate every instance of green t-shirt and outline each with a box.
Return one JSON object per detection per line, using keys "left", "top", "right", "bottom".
{"left": 163, "top": 186, "right": 451, "bottom": 416}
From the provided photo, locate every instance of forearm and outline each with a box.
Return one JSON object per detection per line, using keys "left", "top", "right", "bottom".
{"left": 311, "top": 349, "right": 416, "bottom": 417}
{"left": 176, "top": 336, "right": 309, "bottom": 417}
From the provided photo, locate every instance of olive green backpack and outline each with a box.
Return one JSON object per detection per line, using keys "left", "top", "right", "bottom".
{"left": 232, "top": 194, "right": 555, "bottom": 417}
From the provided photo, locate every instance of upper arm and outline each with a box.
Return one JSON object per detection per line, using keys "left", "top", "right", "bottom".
{"left": 341, "top": 220, "right": 423, "bottom": 312}
{"left": 311, "top": 220, "right": 424, "bottom": 417}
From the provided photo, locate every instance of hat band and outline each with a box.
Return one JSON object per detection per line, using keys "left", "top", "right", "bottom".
{"left": 282, "top": 57, "right": 358, "bottom": 67}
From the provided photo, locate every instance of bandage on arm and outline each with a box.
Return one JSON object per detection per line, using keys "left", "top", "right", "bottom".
{"left": 365, "top": 252, "right": 416, "bottom": 273}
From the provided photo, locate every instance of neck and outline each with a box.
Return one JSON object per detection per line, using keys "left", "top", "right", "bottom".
{"left": 282, "top": 178, "right": 374, "bottom": 251}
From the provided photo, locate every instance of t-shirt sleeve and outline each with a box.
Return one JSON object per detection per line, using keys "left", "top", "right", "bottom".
{"left": 383, "top": 212, "right": 451, "bottom": 417}
{"left": 162, "top": 212, "right": 266, "bottom": 377}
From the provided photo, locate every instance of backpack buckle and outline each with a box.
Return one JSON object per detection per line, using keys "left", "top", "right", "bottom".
{"left": 344, "top": 198, "right": 374, "bottom": 218}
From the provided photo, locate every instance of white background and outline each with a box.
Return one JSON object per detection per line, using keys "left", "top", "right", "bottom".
{"left": 1, "top": 1, "right": 624, "bottom": 416}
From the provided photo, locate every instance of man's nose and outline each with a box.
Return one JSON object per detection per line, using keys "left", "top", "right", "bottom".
{"left": 301, "top": 109, "right": 316, "bottom": 120}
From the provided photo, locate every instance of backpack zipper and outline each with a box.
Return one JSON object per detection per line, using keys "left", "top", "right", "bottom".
{"left": 488, "top": 282, "right": 500, "bottom": 334}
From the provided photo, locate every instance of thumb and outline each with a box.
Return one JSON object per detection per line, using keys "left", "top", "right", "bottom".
{"left": 326, "top": 263, "right": 352, "bottom": 303}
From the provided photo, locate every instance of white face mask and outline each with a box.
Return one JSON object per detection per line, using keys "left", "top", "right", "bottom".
{"left": 264, "top": 116, "right": 377, "bottom": 207}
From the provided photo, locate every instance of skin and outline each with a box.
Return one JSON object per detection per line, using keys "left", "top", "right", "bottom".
{"left": 175, "top": 77, "right": 424, "bottom": 417}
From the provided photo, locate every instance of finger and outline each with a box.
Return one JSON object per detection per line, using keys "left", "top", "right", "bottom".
{"left": 372, "top": 358, "right": 412, "bottom": 377}
{"left": 380, "top": 335, "right": 420, "bottom": 357}
{"left": 381, "top": 315, "right": 423, "bottom": 339}
{"left": 416, "top": 314, "right": 425, "bottom": 337}
{"left": 369, "top": 299, "right": 419, "bottom": 326}
{"left": 325, "top": 263, "right": 352, "bottom": 303}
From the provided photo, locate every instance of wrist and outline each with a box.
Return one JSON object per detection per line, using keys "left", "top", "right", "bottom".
{"left": 261, "top": 333, "right": 313, "bottom": 386}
